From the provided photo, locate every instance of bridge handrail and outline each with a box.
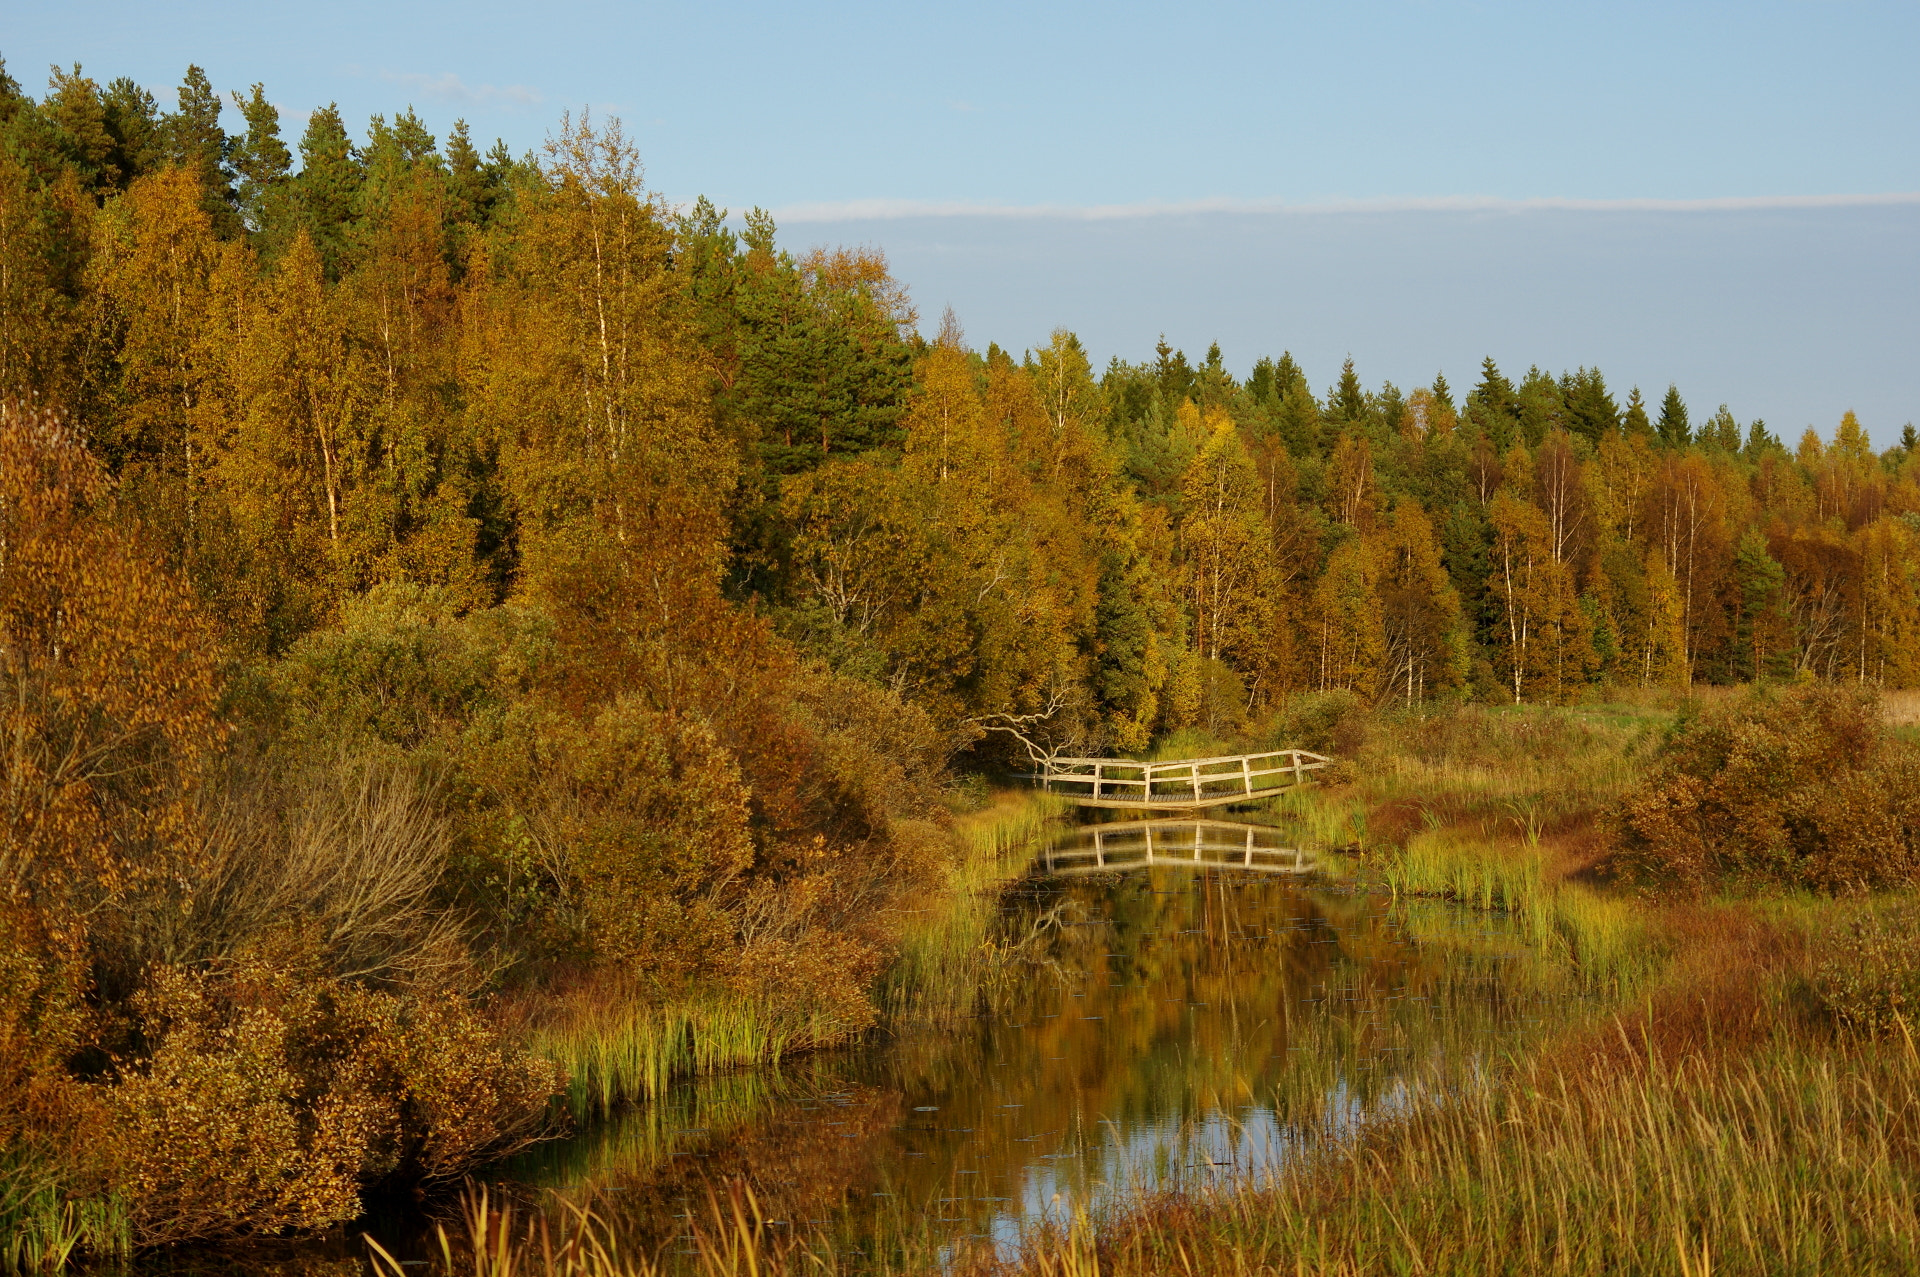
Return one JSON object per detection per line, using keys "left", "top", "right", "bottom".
{"left": 1038, "top": 764, "right": 1318, "bottom": 784}
{"left": 1043, "top": 748, "right": 1330, "bottom": 772}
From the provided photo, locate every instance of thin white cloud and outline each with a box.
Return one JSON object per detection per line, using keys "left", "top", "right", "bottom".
{"left": 774, "top": 192, "right": 1920, "bottom": 222}
{"left": 377, "top": 70, "right": 543, "bottom": 110}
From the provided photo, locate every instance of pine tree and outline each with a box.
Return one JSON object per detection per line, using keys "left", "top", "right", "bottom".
{"left": 1152, "top": 336, "right": 1194, "bottom": 408}
{"left": 1561, "top": 366, "right": 1620, "bottom": 444}
{"left": 1702, "top": 405, "right": 1741, "bottom": 453}
{"left": 1743, "top": 419, "right": 1781, "bottom": 462}
{"left": 1516, "top": 366, "right": 1564, "bottom": 447}
{"left": 1466, "top": 356, "right": 1519, "bottom": 452}
{"left": 1330, "top": 356, "right": 1366, "bottom": 425}
{"left": 43, "top": 65, "right": 116, "bottom": 193}
{"left": 229, "top": 84, "right": 292, "bottom": 242}
{"left": 1272, "top": 358, "right": 1320, "bottom": 459}
{"left": 101, "top": 77, "right": 161, "bottom": 186}
{"left": 165, "top": 65, "right": 238, "bottom": 236}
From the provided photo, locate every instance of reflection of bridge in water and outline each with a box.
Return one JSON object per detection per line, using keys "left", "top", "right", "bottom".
{"left": 1037, "top": 819, "right": 1318, "bottom": 877}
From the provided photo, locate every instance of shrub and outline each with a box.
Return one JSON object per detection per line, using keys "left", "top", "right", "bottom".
{"left": 1275, "top": 689, "right": 1368, "bottom": 757}
{"left": 93, "top": 938, "right": 558, "bottom": 1245}
{"left": 1613, "top": 684, "right": 1920, "bottom": 892}
{"left": 1809, "top": 902, "right": 1920, "bottom": 1037}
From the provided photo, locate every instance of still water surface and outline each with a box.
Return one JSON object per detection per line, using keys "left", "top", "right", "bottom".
{"left": 477, "top": 816, "right": 1553, "bottom": 1265}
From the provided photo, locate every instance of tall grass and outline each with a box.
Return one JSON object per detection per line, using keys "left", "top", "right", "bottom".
{"left": 364, "top": 1180, "right": 960, "bottom": 1277}
{"left": 0, "top": 1150, "right": 128, "bottom": 1276}
{"left": 1385, "top": 828, "right": 1658, "bottom": 992}
{"left": 878, "top": 790, "right": 1064, "bottom": 1024}
{"left": 1059, "top": 1034, "right": 1920, "bottom": 1276}
{"left": 1356, "top": 700, "right": 1663, "bottom": 838}
{"left": 528, "top": 999, "right": 841, "bottom": 1121}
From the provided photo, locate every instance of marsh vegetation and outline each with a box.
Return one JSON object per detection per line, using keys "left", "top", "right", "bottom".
{"left": 3, "top": 55, "right": 1920, "bottom": 1276}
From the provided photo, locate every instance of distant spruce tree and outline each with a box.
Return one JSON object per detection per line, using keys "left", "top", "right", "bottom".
{"left": 1467, "top": 357, "right": 1519, "bottom": 452}
{"left": 1657, "top": 384, "right": 1691, "bottom": 447}
{"left": 1623, "top": 386, "right": 1653, "bottom": 437}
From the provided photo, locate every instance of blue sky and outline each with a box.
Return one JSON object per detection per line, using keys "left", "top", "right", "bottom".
{"left": 10, "top": 1, "right": 1919, "bottom": 434}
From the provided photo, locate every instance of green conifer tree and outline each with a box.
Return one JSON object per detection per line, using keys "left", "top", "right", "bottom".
{"left": 165, "top": 65, "right": 238, "bottom": 235}
{"left": 43, "top": 65, "right": 116, "bottom": 193}
{"left": 1702, "top": 405, "right": 1741, "bottom": 453}
{"left": 102, "top": 76, "right": 161, "bottom": 187}
{"left": 1466, "top": 357, "right": 1519, "bottom": 452}
{"left": 1623, "top": 386, "right": 1653, "bottom": 437}
{"left": 293, "top": 104, "right": 363, "bottom": 278}
{"left": 1330, "top": 356, "right": 1366, "bottom": 424}
{"left": 1516, "top": 366, "right": 1564, "bottom": 447}
{"left": 1561, "top": 366, "right": 1620, "bottom": 443}
{"left": 229, "top": 84, "right": 292, "bottom": 242}
{"left": 1657, "top": 383, "right": 1690, "bottom": 447}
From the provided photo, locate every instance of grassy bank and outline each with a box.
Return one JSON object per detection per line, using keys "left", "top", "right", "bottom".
{"left": 1028, "top": 1032, "right": 1919, "bottom": 1276}
{"left": 516, "top": 790, "right": 1066, "bottom": 1122}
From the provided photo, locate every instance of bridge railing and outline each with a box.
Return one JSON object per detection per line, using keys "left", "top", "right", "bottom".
{"left": 1035, "top": 748, "right": 1330, "bottom": 807}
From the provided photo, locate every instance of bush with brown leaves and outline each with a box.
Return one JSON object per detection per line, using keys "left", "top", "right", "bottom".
{"left": 1612, "top": 684, "right": 1920, "bottom": 892}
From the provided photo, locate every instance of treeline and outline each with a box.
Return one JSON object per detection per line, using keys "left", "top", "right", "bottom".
{"left": 2, "top": 56, "right": 1919, "bottom": 1249}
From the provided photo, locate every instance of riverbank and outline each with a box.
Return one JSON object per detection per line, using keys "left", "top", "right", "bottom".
{"left": 1006, "top": 686, "right": 1920, "bottom": 1276}
{"left": 508, "top": 789, "right": 1069, "bottom": 1123}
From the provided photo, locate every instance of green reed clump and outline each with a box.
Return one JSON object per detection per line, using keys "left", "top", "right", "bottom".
{"left": 1386, "top": 827, "right": 1545, "bottom": 911}
{"left": 1065, "top": 1037, "right": 1920, "bottom": 1277}
{"left": 0, "top": 1149, "right": 128, "bottom": 1276}
{"left": 531, "top": 999, "right": 827, "bottom": 1121}
{"left": 1384, "top": 828, "right": 1658, "bottom": 992}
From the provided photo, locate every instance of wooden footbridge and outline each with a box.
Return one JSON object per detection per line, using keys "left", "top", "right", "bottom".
{"left": 1033, "top": 749, "right": 1330, "bottom": 812}
{"left": 1038, "top": 819, "right": 1317, "bottom": 877}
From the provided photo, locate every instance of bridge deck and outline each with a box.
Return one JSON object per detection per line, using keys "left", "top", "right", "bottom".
{"left": 1034, "top": 748, "right": 1330, "bottom": 811}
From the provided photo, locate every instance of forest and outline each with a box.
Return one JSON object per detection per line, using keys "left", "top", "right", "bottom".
{"left": 4, "top": 57, "right": 1920, "bottom": 1264}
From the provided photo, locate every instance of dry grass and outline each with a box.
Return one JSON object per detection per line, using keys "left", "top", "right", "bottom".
{"left": 1032, "top": 1034, "right": 1920, "bottom": 1276}
{"left": 1882, "top": 688, "right": 1920, "bottom": 727}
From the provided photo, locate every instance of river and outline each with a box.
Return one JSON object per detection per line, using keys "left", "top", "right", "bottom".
{"left": 457, "top": 813, "right": 1556, "bottom": 1270}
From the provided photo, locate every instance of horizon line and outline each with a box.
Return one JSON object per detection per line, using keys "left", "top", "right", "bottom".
{"left": 768, "top": 191, "right": 1920, "bottom": 223}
